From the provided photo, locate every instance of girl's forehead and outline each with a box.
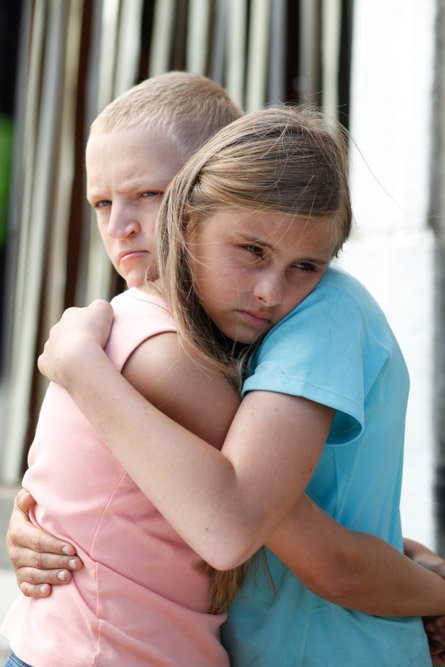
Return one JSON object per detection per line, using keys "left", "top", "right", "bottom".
{"left": 193, "top": 208, "right": 335, "bottom": 259}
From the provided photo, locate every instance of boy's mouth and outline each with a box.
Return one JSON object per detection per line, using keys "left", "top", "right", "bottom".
{"left": 119, "top": 250, "right": 150, "bottom": 263}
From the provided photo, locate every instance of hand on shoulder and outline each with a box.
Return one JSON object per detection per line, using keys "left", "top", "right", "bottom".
{"left": 38, "top": 300, "right": 114, "bottom": 387}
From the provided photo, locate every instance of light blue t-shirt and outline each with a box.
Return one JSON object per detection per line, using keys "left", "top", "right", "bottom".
{"left": 222, "top": 265, "right": 430, "bottom": 666}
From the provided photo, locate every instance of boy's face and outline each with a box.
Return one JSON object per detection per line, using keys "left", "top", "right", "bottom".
{"left": 86, "top": 128, "right": 183, "bottom": 288}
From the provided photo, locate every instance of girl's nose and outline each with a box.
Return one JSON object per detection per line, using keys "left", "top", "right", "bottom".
{"left": 253, "top": 273, "right": 284, "bottom": 307}
{"left": 108, "top": 208, "right": 141, "bottom": 239}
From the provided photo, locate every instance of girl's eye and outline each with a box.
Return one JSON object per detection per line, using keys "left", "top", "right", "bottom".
{"left": 294, "top": 261, "right": 317, "bottom": 273}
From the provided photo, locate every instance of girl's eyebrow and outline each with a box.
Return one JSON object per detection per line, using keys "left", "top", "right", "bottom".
{"left": 240, "top": 234, "right": 330, "bottom": 266}
{"left": 240, "top": 234, "right": 273, "bottom": 249}
{"left": 298, "top": 257, "right": 330, "bottom": 266}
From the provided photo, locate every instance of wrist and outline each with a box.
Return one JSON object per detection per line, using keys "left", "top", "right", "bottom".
{"left": 61, "top": 341, "right": 108, "bottom": 393}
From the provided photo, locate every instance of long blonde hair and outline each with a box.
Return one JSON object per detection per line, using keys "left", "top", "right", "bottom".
{"left": 155, "top": 105, "right": 352, "bottom": 613}
{"left": 157, "top": 104, "right": 352, "bottom": 389}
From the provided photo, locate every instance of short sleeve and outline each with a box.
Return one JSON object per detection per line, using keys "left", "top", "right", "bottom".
{"left": 106, "top": 289, "right": 176, "bottom": 371}
{"left": 242, "top": 270, "right": 375, "bottom": 445}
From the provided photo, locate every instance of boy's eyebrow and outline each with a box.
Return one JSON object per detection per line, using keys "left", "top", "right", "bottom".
{"left": 87, "top": 178, "right": 169, "bottom": 199}
{"left": 117, "top": 177, "right": 169, "bottom": 192}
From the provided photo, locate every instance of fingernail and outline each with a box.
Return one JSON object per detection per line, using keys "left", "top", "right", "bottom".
{"left": 68, "top": 559, "right": 78, "bottom": 570}
{"left": 39, "top": 584, "right": 49, "bottom": 594}
{"left": 62, "top": 545, "right": 73, "bottom": 555}
{"left": 57, "top": 570, "right": 68, "bottom": 581}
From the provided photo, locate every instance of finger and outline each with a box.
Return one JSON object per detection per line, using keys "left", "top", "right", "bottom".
{"left": 8, "top": 517, "right": 77, "bottom": 557}
{"left": 15, "top": 488, "right": 36, "bottom": 515}
{"left": 428, "top": 640, "right": 445, "bottom": 662}
{"left": 16, "top": 565, "right": 75, "bottom": 587}
{"left": 425, "top": 618, "right": 445, "bottom": 639}
{"left": 19, "top": 582, "right": 52, "bottom": 598}
{"left": 13, "top": 550, "right": 82, "bottom": 574}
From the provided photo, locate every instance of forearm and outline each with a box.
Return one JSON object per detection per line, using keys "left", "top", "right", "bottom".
{"left": 404, "top": 538, "right": 442, "bottom": 567}
{"left": 61, "top": 346, "right": 238, "bottom": 563}
{"left": 266, "top": 496, "right": 445, "bottom": 616}
{"left": 38, "top": 302, "right": 332, "bottom": 569}
{"left": 59, "top": 344, "right": 299, "bottom": 569}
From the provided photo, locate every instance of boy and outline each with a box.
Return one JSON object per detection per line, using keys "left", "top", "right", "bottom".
{"left": 1, "top": 71, "right": 244, "bottom": 667}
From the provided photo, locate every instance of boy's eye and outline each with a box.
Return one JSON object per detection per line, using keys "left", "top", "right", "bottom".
{"left": 141, "top": 191, "right": 163, "bottom": 199}
{"left": 95, "top": 199, "right": 111, "bottom": 209}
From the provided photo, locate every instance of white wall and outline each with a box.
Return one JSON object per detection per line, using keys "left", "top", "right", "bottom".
{"left": 341, "top": 0, "right": 437, "bottom": 546}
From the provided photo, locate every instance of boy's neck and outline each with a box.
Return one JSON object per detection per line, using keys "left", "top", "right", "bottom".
{"left": 132, "top": 278, "right": 161, "bottom": 295}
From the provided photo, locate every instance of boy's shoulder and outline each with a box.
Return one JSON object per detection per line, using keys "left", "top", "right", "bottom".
{"left": 111, "top": 287, "right": 173, "bottom": 323}
{"left": 106, "top": 288, "right": 176, "bottom": 370}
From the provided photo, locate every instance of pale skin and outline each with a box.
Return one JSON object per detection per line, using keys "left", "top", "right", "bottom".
{"left": 7, "top": 126, "right": 445, "bottom": 661}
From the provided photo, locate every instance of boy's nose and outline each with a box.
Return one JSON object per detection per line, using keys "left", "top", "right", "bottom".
{"left": 253, "top": 274, "right": 284, "bottom": 307}
{"left": 108, "top": 210, "right": 140, "bottom": 239}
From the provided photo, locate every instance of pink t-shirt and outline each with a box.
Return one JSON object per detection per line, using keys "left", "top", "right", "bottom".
{"left": 1, "top": 289, "right": 229, "bottom": 667}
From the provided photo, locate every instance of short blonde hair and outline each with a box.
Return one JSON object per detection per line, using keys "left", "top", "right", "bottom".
{"left": 157, "top": 104, "right": 352, "bottom": 388}
{"left": 90, "top": 71, "right": 243, "bottom": 161}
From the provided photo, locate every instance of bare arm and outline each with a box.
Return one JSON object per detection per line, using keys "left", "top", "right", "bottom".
{"left": 30, "top": 300, "right": 445, "bottom": 617}
{"left": 11, "top": 484, "right": 445, "bottom": 617}
{"left": 39, "top": 303, "right": 332, "bottom": 568}
{"left": 267, "top": 497, "right": 445, "bottom": 616}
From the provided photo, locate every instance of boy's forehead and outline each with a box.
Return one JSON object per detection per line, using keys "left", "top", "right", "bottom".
{"left": 85, "top": 128, "right": 185, "bottom": 187}
{"left": 86, "top": 126, "right": 182, "bottom": 161}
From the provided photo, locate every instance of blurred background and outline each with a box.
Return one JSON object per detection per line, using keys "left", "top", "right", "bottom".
{"left": 0, "top": 0, "right": 444, "bottom": 653}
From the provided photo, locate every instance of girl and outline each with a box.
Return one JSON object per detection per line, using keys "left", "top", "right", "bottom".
{"left": 34, "top": 105, "right": 444, "bottom": 665}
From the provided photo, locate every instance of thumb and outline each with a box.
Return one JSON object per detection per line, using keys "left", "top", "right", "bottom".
{"left": 15, "top": 488, "right": 36, "bottom": 516}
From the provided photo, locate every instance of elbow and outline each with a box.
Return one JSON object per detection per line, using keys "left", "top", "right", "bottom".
{"left": 197, "top": 522, "right": 262, "bottom": 571}
{"left": 205, "top": 555, "right": 241, "bottom": 572}
{"left": 202, "top": 537, "right": 258, "bottom": 572}
{"left": 301, "top": 549, "right": 364, "bottom": 606}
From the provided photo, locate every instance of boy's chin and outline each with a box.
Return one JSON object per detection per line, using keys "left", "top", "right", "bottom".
{"left": 124, "top": 268, "right": 158, "bottom": 289}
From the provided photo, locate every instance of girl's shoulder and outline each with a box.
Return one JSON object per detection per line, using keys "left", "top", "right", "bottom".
{"left": 278, "top": 265, "right": 389, "bottom": 335}
{"left": 255, "top": 264, "right": 402, "bottom": 381}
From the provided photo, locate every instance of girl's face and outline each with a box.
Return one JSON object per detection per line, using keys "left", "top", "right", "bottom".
{"left": 186, "top": 208, "right": 335, "bottom": 343}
